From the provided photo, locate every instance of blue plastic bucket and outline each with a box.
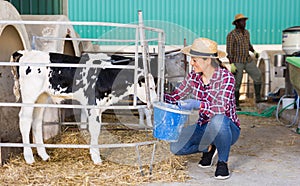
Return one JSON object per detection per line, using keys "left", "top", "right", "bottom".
{"left": 153, "top": 102, "right": 191, "bottom": 142}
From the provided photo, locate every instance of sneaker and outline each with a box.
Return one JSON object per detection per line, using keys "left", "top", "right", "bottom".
{"left": 198, "top": 145, "right": 217, "bottom": 168}
{"left": 214, "top": 161, "right": 230, "bottom": 180}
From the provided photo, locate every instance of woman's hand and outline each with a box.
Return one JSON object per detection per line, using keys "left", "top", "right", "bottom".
{"left": 178, "top": 99, "right": 200, "bottom": 110}
{"left": 230, "top": 63, "right": 237, "bottom": 73}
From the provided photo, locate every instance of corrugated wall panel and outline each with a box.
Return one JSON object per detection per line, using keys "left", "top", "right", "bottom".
{"left": 7, "top": 0, "right": 63, "bottom": 14}
{"left": 68, "top": 0, "right": 300, "bottom": 45}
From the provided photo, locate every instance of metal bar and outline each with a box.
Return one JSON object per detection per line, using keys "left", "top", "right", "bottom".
{"left": 138, "top": 11, "right": 151, "bottom": 110}
{"left": 0, "top": 62, "right": 137, "bottom": 69}
{"left": 30, "top": 0, "right": 33, "bottom": 14}
{"left": 43, "top": 122, "right": 152, "bottom": 129}
{"left": 20, "top": 0, "right": 23, "bottom": 14}
{"left": 35, "top": 36, "right": 159, "bottom": 43}
{"left": 135, "top": 145, "right": 144, "bottom": 176}
{"left": 139, "top": 25, "right": 164, "bottom": 34}
{"left": 144, "top": 38, "right": 159, "bottom": 42}
{"left": 0, "top": 141, "right": 157, "bottom": 149}
{"left": 101, "top": 123, "right": 152, "bottom": 129}
{"left": 0, "top": 102, "right": 147, "bottom": 110}
{"left": 85, "top": 49, "right": 177, "bottom": 56}
{"left": 158, "top": 32, "right": 166, "bottom": 102}
{"left": 149, "top": 143, "right": 157, "bottom": 175}
{"left": 43, "top": 121, "right": 87, "bottom": 126}
{"left": 0, "top": 20, "right": 139, "bottom": 29}
{"left": 32, "top": 35, "right": 36, "bottom": 49}
{"left": 35, "top": 36, "right": 138, "bottom": 43}
{"left": 133, "top": 27, "right": 140, "bottom": 107}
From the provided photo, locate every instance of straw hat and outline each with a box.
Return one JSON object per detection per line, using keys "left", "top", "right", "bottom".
{"left": 181, "top": 38, "right": 226, "bottom": 58}
{"left": 232, "top": 13, "right": 248, "bottom": 25}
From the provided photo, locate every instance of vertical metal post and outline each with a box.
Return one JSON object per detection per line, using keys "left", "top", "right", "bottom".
{"left": 132, "top": 27, "right": 139, "bottom": 107}
{"left": 31, "top": 35, "right": 36, "bottom": 50}
{"left": 149, "top": 143, "right": 157, "bottom": 175}
{"left": 285, "top": 62, "right": 295, "bottom": 97}
{"left": 138, "top": 10, "right": 151, "bottom": 109}
{"left": 135, "top": 145, "right": 144, "bottom": 176}
{"left": 19, "top": 0, "right": 23, "bottom": 13}
{"left": 62, "top": 0, "right": 68, "bottom": 16}
{"left": 158, "top": 32, "right": 165, "bottom": 102}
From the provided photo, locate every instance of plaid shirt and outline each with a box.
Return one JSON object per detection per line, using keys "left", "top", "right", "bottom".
{"left": 165, "top": 66, "right": 240, "bottom": 127}
{"left": 226, "top": 28, "right": 253, "bottom": 63}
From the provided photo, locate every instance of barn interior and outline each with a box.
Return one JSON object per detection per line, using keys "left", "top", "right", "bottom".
{"left": 1, "top": 2, "right": 300, "bottom": 185}
{"left": 0, "top": 1, "right": 169, "bottom": 164}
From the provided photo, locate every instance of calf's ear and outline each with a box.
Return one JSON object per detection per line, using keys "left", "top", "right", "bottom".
{"left": 135, "top": 82, "right": 148, "bottom": 103}
{"left": 11, "top": 51, "right": 23, "bottom": 62}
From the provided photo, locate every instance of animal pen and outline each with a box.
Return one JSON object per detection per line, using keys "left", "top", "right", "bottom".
{"left": 0, "top": 11, "right": 166, "bottom": 174}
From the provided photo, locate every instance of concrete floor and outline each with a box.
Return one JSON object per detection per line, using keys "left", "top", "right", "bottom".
{"left": 147, "top": 102, "right": 300, "bottom": 186}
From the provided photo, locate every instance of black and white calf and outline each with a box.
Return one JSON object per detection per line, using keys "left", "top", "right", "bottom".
{"left": 10, "top": 50, "right": 157, "bottom": 164}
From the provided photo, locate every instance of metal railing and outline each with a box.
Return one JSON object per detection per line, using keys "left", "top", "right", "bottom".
{"left": 0, "top": 11, "right": 165, "bottom": 174}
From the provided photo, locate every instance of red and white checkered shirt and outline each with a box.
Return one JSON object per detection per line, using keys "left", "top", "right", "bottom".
{"left": 164, "top": 66, "right": 240, "bottom": 127}
{"left": 226, "top": 28, "right": 253, "bottom": 63}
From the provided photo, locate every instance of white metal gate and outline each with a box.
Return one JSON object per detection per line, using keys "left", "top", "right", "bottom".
{"left": 0, "top": 11, "right": 165, "bottom": 174}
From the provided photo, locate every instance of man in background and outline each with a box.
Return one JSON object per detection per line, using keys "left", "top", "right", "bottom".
{"left": 226, "top": 13, "right": 262, "bottom": 111}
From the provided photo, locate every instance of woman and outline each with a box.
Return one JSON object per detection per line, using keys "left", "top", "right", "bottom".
{"left": 164, "top": 38, "right": 240, "bottom": 180}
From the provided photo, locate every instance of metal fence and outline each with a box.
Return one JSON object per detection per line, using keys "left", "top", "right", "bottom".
{"left": 0, "top": 12, "right": 165, "bottom": 173}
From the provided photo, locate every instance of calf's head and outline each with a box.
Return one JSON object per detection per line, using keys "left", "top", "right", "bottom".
{"left": 134, "top": 73, "right": 158, "bottom": 103}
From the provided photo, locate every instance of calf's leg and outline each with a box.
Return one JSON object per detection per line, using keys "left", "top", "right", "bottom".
{"left": 138, "top": 108, "right": 153, "bottom": 127}
{"left": 80, "top": 108, "right": 88, "bottom": 129}
{"left": 32, "top": 106, "right": 50, "bottom": 161}
{"left": 144, "top": 108, "right": 153, "bottom": 127}
{"left": 32, "top": 93, "right": 50, "bottom": 161}
{"left": 88, "top": 109, "right": 102, "bottom": 164}
{"left": 19, "top": 107, "right": 35, "bottom": 164}
{"left": 138, "top": 108, "right": 145, "bottom": 126}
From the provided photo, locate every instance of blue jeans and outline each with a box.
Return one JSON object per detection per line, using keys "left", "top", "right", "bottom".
{"left": 170, "top": 114, "right": 240, "bottom": 162}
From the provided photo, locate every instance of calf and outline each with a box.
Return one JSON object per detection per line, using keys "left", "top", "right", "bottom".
{"left": 10, "top": 50, "right": 157, "bottom": 164}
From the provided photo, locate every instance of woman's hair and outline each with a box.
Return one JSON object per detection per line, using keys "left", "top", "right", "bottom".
{"left": 210, "top": 58, "right": 227, "bottom": 69}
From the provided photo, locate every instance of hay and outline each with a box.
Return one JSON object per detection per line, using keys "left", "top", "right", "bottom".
{"left": 0, "top": 125, "right": 190, "bottom": 185}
